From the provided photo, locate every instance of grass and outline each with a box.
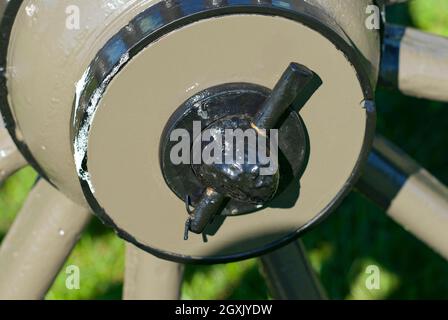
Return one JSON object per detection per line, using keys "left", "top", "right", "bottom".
{"left": 409, "top": 0, "right": 448, "bottom": 36}
{"left": 1, "top": 0, "right": 447, "bottom": 300}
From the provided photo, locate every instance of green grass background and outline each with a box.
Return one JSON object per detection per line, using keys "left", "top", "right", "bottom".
{"left": 1, "top": 0, "right": 447, "bottom": 300}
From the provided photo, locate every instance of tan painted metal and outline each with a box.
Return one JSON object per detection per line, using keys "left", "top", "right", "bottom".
{"left": 0, "top": 127, "right": 26, "bottom": 184}
{"left": 308, "top": 0, "right": 380, "bottom": 80}
{"left": 6, "top": 0, "right": 160, "bottom": 206}
{"left": 388, "top": 169, "right": 448, "bottom": 260}
{"left": 88, "top": 14, "right": 369, "bottom": 259}
{"left": 0, "top": 179, "right": 90, "bottom": 300}
{"left": 399, "top": 27, "right": 448, "bottom": 102}
{"left": 123, "top": 243, "right": 183, "bottom": 300}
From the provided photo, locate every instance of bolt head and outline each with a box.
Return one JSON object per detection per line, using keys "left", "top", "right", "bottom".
{"left": 192, "top": 116, "right": 279, "bottom": 204}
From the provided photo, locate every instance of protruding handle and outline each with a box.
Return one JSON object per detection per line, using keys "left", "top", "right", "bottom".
{"left": 184, "top": 189, "right": 226, "bottom": 239}
{"left": 254, "top": 63, "right": 320, "bottom": 129}
{"left": 184, "top": 63, "right": 321, "bottom": 240}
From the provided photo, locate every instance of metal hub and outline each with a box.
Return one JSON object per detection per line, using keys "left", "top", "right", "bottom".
{"left": 160, "top": 63, "right": 321, "bottom": 239}
{"left": 63, "top": 6, "right": 376, "bottom": 262}
{"left": 160, "top": 83, "right": 309, "bottom": 214}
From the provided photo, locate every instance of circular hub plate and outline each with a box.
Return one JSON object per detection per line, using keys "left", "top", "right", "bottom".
{"left": 159, "top": 83, "right": 309, "bottom": 216}
{"left": 74, "top": 13, "right": 374, "bottom": 263}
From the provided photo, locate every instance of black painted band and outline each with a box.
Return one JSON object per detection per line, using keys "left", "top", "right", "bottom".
{"left": 356, "top": 136, "right": 419, "bottom": 210}
{"left": 379, "top": 24, "right": 406, "bottom": 89}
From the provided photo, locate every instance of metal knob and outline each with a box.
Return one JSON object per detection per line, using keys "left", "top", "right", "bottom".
{"left": 184, "top": 63, "right": 320, "bottom": 239}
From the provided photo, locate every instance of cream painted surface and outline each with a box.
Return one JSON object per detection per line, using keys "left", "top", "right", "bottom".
{"left": 0, "top": 127, "right": 27, "bottom": 184}
{"left": 124, "top": 243, "right": 183, "bottom": 300}
{"left": 388, "top": 169, "right": 448, "bottom": 260}
{"left": 87, "top": 15, "right": 367, "bottom": 258}
{"left": 6, "top": 0, "right": 159, "bottom": 206}
{"left": 399, "top": 27, "right": 448, "bottom": 102}
{"left": 0, "top": 180, "right": 91, "bottom": 299}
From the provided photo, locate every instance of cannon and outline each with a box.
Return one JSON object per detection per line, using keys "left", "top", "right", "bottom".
{"left": 0, "top": 0, "right": 447, "bottom": 300}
